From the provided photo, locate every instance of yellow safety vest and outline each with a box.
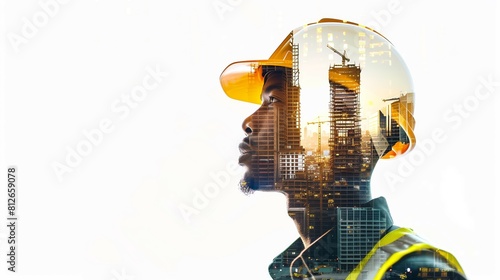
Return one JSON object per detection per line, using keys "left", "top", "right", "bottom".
{"left": 346, "top": 227, "right": 466, "bottom": 279}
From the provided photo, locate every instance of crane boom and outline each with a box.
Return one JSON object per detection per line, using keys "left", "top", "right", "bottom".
{"left": 382, "top": 97, "right": 400, "bottom": 102}
{"left": 327, "top": 44, "right": 350, "bottom": 66}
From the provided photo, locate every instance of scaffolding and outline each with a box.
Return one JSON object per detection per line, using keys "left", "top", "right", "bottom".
{"left": 285, "top": 43, "right": 302, "bottom": 152}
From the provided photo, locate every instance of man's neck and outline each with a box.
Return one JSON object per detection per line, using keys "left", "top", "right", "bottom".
{"left": 290, "top": 196, "right": 395, "bottom": 248}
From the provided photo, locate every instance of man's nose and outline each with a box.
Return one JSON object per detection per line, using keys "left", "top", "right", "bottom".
{"left": 242, "top": 115, "right": 253, "bottom": 135}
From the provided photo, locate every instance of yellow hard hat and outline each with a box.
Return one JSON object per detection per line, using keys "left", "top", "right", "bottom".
{"left": 220, "top": 19, "right": 389, "bottom": 104}
{"left": 220, "top": 18, "right": 416, "bottom": 158}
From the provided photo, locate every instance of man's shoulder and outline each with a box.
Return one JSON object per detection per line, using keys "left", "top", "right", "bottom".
{"left": 379, "top": 227, "right": 467, "bottom": 279}
{"left": 386, "top": 250, "right": 467, "bottom": 279}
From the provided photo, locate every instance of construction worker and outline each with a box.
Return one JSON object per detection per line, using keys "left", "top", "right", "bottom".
{"left": 220, "top": 19, "right": 467, "bottom": 280}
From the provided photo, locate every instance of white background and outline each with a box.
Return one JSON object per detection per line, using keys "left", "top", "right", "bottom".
{"left": 1, "top": 0, "right": 498, "bottom": 279}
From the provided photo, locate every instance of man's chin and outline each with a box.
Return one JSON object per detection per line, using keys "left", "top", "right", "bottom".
{"left": 240, "top": 173, "right": 280, "bottom": 194}
{"left": 239, "top": 174, "right": 257, "bottom": 195}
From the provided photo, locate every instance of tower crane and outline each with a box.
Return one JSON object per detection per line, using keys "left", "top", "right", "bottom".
{"left": 307, "top": 118, "right": 328, "bottom": 159}
{"left": 307, "top": 117, "right": 330, "bottom": 234}
{"left": 327, "top": 43, "right": 350, "bottom": 66}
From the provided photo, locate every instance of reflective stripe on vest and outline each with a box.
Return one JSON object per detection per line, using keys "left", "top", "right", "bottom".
{"left": 346, "top": 227, "right": 465, "bottom": 280}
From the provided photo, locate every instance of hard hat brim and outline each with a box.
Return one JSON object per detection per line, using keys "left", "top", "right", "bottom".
{"left": 220, "top": 59, "right": 292, "bottom": 104}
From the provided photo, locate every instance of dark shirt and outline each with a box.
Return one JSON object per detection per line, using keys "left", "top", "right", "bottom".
{"left": 268, "top": 197, "right": 466, "bottom": 280}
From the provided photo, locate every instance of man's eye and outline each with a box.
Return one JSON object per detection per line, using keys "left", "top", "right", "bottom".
{"left": 269, "top": 96, "right": 278, "bottom": 103}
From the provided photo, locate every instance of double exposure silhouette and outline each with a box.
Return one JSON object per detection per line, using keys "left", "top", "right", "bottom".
{"left": 220, "top": 19, "right": 467, "bottom": 280}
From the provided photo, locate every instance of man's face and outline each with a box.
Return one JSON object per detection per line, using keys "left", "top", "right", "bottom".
{"left": 238, "top": 70, "right": 287, "bottom": 194}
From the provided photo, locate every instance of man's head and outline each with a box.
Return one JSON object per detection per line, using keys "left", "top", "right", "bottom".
{"left": 221, "top": 19, "right": 415, "bottom": 200}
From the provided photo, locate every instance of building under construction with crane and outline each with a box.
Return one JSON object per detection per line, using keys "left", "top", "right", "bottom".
{"left": 327, "top": 44, "right": 369, "bottom": 207}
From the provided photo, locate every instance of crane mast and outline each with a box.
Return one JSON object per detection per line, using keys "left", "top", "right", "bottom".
{"left": 307, "top": 118, "right": 329, "bottom": 233}
{"left": 307, "top": 119, "right": 327, "bottom": 158}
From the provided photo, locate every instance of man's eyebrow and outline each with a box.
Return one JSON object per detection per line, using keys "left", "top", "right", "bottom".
{"left": 264, "top": 84, "right": 285, "bottom": 93}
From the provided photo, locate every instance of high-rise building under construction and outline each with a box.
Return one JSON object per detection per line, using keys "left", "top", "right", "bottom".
{"left": 328, "top": 62, "right": 369, "bottom": 207}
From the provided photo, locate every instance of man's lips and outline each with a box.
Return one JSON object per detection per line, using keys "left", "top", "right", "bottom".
{"left": 238, "top": 153, "right": 252, "bottom": 165}
{"left": 238, "top": 138, "right": 253, "bottom": 165}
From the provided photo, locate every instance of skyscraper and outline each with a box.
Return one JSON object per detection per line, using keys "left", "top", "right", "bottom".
{"left": 328, "top": 63, "right": 368, "bottom": 207}
{"left": 337, "top": 207, "right": 387, "bottom": 271}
